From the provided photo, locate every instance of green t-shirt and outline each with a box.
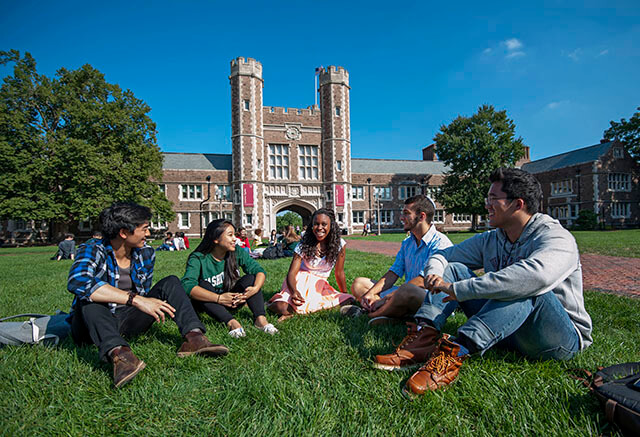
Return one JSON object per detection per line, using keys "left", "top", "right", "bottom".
{"left": 181, "top": 245, "right": 266, "bottom": 295}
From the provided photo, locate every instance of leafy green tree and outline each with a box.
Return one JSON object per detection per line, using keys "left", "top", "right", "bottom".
{"left": 574, "top": 209, "right": 598, "bottom": 231}
{"left": 604, "top": 106, "right": 640, "bottom": 165}
{"left": 0, "top": 50, "right": 173, "bottom": 232}
{"left": 434, "top": 104, "right": 525, "bottom": 229}
{"left": 276, "top": 211, "right": 302, "bottom": 231}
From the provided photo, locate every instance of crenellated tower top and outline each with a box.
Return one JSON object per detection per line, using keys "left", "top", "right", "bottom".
{"left": 230, "top": 57, "right": 263, "bottom": 79}
{"left": 319, "top": 66, "right": 349, "bottom": 88}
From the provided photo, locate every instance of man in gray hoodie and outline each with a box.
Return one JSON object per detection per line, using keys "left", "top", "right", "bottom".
{"left": 376, "top": 167, "right": 593, "bottom": 395}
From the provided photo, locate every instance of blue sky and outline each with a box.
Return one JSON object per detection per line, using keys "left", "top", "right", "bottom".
{"left": 1, "top": 0, "right": 638, "bottom": 161}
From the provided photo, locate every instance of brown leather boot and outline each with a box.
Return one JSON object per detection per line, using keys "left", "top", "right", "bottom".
{"left": 177, "top": 331, "right": 229, "bottom": 357}
{"left": 404, "top": 334, "right": 468, "bottom": 395}
{"left": 373, "top": 323, "right": 440, "bottom": 371}
{"left": 111, "top": 346, "right": 146, "bottom": 389}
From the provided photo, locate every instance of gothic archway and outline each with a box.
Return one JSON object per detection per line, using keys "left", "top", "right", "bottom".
{"left": 274, "top": 199, "right": 316, "bottom": 229}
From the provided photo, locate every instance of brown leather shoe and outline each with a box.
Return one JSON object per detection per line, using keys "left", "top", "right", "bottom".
{"left": 404, "top": 334, "right": 468, "bottom": 394}
{"left": 111, "top": 346, "right": 146, "bottom": 389}
{"left": 373, "top": 323, "right": 440, "bottom": 371}
{"left": 177, "top": 331, "right": 229, "bottom": 357}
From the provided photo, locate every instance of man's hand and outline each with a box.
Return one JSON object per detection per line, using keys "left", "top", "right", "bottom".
{"left": 133, "top": 296, "right": 176, "bottom": 322}
{"left": 424, "top": 274, "right": 456, "bottom": 302}
{"left": 360, "top": 292, "right": 380, "bottom": 311}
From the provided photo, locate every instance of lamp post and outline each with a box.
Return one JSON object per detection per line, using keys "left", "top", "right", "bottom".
{"left": 367, "top": 177, "right": 372, "bottom": 230}
{"left": 375, "top": 188, "right": 381, "bottom": 236}
{"left": 199, "top": 175, "right": 212, "bottom": 238}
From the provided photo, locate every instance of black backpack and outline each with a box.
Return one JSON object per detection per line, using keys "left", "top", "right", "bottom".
{"left": 573, "top": 363, "right": 640, "bottom": 436}
{"left": 262, "top": 243, "right": 285, "bottom": 260}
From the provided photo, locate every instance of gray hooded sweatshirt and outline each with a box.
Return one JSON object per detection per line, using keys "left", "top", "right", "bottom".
{"left": 424, "top": 213, "right": 593, "bottom": 349}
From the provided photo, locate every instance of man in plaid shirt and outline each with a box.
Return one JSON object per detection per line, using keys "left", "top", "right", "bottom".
{"left": 68, "top": 202, "right": 228, "bottom": 388}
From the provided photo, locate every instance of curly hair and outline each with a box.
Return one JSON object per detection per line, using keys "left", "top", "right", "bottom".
{"left": 299, "top": 209, "right": 342, "bottom": 265}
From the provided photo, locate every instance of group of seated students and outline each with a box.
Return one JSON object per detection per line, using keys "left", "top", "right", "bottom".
{"left": 157, "top": 231, "right": 189, "bottom": 251}
{"left": 67, "top": 167, "right": 592, "bottom": 394}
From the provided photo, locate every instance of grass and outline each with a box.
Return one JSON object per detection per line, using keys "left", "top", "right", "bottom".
{"left": 347, "top": 229, "right": 640, "bottom": 257}
{"left": 1, "top": 244, "right": 638, "bottom": 436}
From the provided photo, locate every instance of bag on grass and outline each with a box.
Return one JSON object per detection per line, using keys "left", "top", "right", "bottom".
{"left": 262, "top": 243, "right": 285, "bottom": 260}
{"left": 572, "top": 362, "right": 640, "bottom": 436}
{"left": 0, "top": 311, "right": 71, "bottom": 347}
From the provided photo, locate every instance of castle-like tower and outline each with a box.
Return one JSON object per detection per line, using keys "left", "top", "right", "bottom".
{"left": 229, "top": 57, "right": 264, "bottom": 228}
{"left": 319, "top": 66, "right": 352, "bottom": 230}
{"left": 229, "top": 57, "right": 353, "bottom": 233}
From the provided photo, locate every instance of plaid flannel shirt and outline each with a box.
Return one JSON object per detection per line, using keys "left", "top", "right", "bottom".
{"left": 67, "top": 238, "right": 155, "bottom": 314}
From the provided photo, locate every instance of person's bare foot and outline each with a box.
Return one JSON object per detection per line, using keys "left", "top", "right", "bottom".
{"left": 254, "top": 315, "right": 269, "bottom": 329}
{"left": 277, "top": 314, "right": 294, "bottom": 322}
{"left": 227, "top": 319, "right": 242, "bottom": 331}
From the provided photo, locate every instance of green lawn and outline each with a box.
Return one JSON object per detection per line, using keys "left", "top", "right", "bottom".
{"left": 0, "top": 246, "right": 637, "bottom": 436}
{"left": 347, "top": 229, "right": 640, "bottom": 257}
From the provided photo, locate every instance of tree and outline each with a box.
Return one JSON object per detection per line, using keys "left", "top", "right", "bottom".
{"left": 434, "top": 104, "right": 525, "bottom": 230}
{"left": 0, "top": 50, "right": 173, "bottom": 232}
{"left": 604, "top": 106, "right": 640, "bottom": 165}
{"left": 276, "top": 211, "right": 302, "bottom": 231}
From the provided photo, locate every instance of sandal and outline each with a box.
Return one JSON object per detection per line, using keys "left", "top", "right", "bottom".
{"left": 257, "top": 323, "right": 279, "bottom": 335}
{"left": 229, "top": 327, "right": 246, "bottom": 338}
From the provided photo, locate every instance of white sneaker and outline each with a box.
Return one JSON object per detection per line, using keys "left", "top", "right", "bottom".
{"left": 257, "top": 323, "right": 279, "bottom": 335}
{"left": 229, "top": 327, "right": 246, "bottom": 338}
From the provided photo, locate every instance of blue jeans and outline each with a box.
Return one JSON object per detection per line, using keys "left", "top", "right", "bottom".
{"left": 416, "top": 263, "right": 580, "bottom": 361}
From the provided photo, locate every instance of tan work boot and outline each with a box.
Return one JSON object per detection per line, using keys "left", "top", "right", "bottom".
{"left": 373, "top": 323, "right": 440, "bottom": 371}
{"left": 404, "top": 334, "right": 468, "bottom": 395}
{"left": 111, "top": 346, "right": 146, "bottom": 389}
{"left": 177, "top": 331, "right": 229, "bottom": 357}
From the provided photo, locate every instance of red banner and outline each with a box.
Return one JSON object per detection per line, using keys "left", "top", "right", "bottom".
{"left": 243, "top": 184, "right": 254, "bottom": 207}
{"left": 335, "top": 185, "right": 344, "bottom": 206}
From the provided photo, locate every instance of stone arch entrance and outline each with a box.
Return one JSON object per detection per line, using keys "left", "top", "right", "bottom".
{"left": 273, "top": 199, "right": 316, "bottom": 230}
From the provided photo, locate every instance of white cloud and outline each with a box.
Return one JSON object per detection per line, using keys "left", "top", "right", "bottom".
{"left": 597, "top": 49, "right": 609, "bottom": 57}
{"left": 546, "top": 100, "right": 570, "bottom": 110}
{"left": 504, "top": 38, "right": 523, "bottom": 51}
{"left": 483, "top": 47, "right": 492, "bottom": 55}
{"left": 506, "top": 51, "right": 525, "bottom": 59}
{"left": 568, "top": 48, "right": 582, "bottom": 61}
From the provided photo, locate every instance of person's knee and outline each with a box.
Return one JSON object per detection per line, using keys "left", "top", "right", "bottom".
{"left": 350, "top": 277, "right": 370, "bottom": 297}
{"left": 443, "top": 262, "right": 476, "bottom": 283}
{"left": 395, "top": 283, "right": 426, "bottom": 306}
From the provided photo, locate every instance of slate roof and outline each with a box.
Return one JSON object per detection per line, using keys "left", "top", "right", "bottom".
{"left": 352, "top": 158, "right": 449, "bottom": 175}
{"left": 522, "top": 141, "right": 614, "bottom": 174}
{"left": 163, "top": 153, "right": 232, "bottom": 171}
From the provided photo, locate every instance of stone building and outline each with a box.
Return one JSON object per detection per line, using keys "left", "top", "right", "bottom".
{"left": 522, "top": 139, "right": 640, "bottom": 228}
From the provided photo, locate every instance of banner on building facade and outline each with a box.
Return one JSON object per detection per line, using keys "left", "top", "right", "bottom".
{"left": 335, "top": 185, "right": 344, "bottom": 206}
{"left": 243, "top": 184, "right": 254, "bottom": 207}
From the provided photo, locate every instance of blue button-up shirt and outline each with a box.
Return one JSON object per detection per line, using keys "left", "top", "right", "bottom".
{"left": 389, "top": 225, "right": 453, "bottom": 281}
{"left": 67, "top": 239, "right": 155, "bottom": 314}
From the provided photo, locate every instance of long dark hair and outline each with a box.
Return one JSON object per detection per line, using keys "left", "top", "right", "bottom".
{"left": 191, "top": 219, "right": 240, "bottom": 292}
{"left": 299, "top": 209, "right": 342, "bottom": 265}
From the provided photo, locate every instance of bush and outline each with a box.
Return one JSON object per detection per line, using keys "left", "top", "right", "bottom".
{"left": 574, "top": 209, "right": 598, "bottom": 230}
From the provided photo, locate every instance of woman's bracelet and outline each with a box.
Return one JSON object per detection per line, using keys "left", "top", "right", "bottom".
{"left": 216, "top": 294, "right": 220, "bottom": 304}
{"left": 126, "top": 292, "right": 136, "bottom": 306}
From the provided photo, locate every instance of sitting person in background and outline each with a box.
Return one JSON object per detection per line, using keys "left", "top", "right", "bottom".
{"left": 235, "top": 227, "right": 250, "bottom": 252}
{"left": 173, "top": 232, "right": 186, "bottom": 251}
{"left": 281, "top": 225, "right": 301, "bottom": 257}
{"left": 268, "top": 209, "right": 354, "bottom": 321}
{"left": 68, "top": 202, "right": 228, "bottom": 389}
{"left": 56, "top": 233, "right": 76, "bottom": 260}
{"left": 157, "top": 232, "right": 176, "bottom": 251}
{"left": 251, "top": 228, "right": 266, "bottom": 249}
{"left": 269, "top": 229, "right": 277, "bottom": 245}
{"left": 86, "top": 230, "right": 103, "bottom": 245}
{"left": 182, "top": 232, "right": 190, "bottom": 249}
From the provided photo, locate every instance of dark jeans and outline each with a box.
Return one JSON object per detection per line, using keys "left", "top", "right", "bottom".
{"left": 192, "top": 274, "right": 266, "bottom": 324}
{"left": 71, "top": 275, "right": 205, "bottom": 361}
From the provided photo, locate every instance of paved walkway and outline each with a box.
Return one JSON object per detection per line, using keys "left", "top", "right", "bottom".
{"left": 347, "top": 239, "right": 640, "bottom": 299}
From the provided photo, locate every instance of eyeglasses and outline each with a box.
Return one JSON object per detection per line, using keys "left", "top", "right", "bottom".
{"left": 484, "top": 196, "right": 513, "bottom": 205}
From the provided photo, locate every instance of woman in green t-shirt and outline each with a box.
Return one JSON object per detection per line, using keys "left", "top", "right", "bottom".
{"left": 181, "top": 220, "right": 278, "bottom": 338}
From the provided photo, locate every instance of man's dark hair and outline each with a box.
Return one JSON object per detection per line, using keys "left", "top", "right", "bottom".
{"left": 91, "top": 230, "right": 103, "bottom": 238}
{"left": 489, "top": 167, "right": 543, "bottom": 214}
{"left": 99, "top": 202, "right": 152, "bottom": 240}
{"left": 64, "top": 233, "right": 75, "bottom": 239}
{"left": 405, "top": 194, "right": 435, "bottom": 224}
